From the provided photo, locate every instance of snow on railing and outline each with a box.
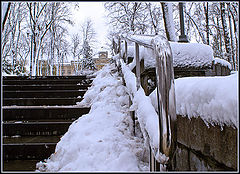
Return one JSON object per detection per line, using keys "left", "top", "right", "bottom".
{"left": 113, "top": 34, "right": 176, "bottom": 171}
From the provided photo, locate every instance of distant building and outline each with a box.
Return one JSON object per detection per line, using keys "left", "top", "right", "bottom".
{"left": 93, "top": 51, "right": 111, "bottom": 70}
{"left": 61, "top": 62, "right": 73, "bottom": 76}
{"left": 38, "top": 50, "right": 111, "bottom": 75}
{"left": 39, "top": 60, "right": 57, "bottom": 76}
{"left": 39, "top": 60, "right": 78, "bottom": 76}
{"left": 99, "top": 51, "right": 108, "bottom": 59}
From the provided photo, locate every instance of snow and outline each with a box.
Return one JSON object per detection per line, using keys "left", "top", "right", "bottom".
{"left": 120, "top": 59, "right": 137, "bottom": 96}
{"left": 120, "top": 59, "right": 168, "bottom": 164}
{"left": 170, "top": 42, "right": 213, "bottom": 68}
{"left": 122, "top": 34, "right": 154, "bottom": 46}
{"left": 121, "top": 37, "right": 213, "bottom": 69}
{"left": 120, "top": 44, "right": 156, "bottom": 70}
{"left": 150, "top": 73, "right": 238, "bottom": 129}
{"left": 36, "top": 63, "right": 149, "bottom": 172}
{"left": 213, "top": 57, "right": 232, "bottom": 70}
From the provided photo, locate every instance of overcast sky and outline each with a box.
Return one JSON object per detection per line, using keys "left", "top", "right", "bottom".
{"left": 67, "top": 2, "right": 110, "bottom": 54}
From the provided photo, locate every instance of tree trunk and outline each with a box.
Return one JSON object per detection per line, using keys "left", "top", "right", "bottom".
{"left": 229, "top": 3, "right": 238, "bottom": 70}
{"left": 227, "top": 3, "right": 235, "bottom": 70}
{"left": 220, "top": 2, "right": 231, "bottom": 62}
{"left": 161, "top": 2, "right": 177, "bottom": 42}
{"left": 216, "top": 16, "right": 223, "bottom": 56}
{"left": 2, "top": 2, "right": 11, "bottom": 32}
{"left": 204, "top": 2, "right": 209, "bottom": 45}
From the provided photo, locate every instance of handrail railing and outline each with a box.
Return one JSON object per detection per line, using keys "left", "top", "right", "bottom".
{"left": 112, "top": 34, "right": 176, "bottom": 171}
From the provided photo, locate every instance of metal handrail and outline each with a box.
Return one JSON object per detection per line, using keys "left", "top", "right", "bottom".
{"left": 113, "top": 34, "right": 176, "bottom": 171}
{"left": 121, "top": 34, "right": 154, "bottom": 49}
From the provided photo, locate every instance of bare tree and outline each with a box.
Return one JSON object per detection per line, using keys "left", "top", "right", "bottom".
{"left": 26, "top": 2, "right": 73, "bottom": 76}
{"left": 71, "top": 33, "right": 81, "bottom": 74}
{"left": 183, "top": 2, "right": 238, "bottom": 70}
{"left": 227, "top": 2, "right": 238, "bottom": 70}
{"left": 2, "top": 2, "right": 28, "bottom": 75}
{"left": 203, "top": 2, "right": 210, "bottom": 45}
{"left": 104, "top": 2, "right": 148, "bottom": 34}
{"left": 145, "top": 2, "right": 162, "bottom": 35}
{"left": 220, "top": 2, "right": 231, "bottom": 63}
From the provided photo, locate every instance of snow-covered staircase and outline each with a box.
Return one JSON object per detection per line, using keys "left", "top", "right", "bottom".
{"left": 2, "top": 76, "right": 93, "bottom": 171}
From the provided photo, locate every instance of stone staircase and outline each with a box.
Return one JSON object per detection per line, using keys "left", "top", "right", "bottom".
{"left": 2, "top": 75, "right": 93, "bottom": 171}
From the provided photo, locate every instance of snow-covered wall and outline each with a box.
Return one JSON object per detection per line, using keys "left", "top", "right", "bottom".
{"left": 170, "top": 42, "right": 213, "bottom": 68}
{"left": 121, "top": 41, "right": 213, "bottom": 69}
{"left": 213, "top": 57, "right": 232, "bottom": 70}
{"left": 149, "top": 72, "right": 238, "bottom": 171}
{"left": 150, "top": 73, "right": 238, "bottom": 128}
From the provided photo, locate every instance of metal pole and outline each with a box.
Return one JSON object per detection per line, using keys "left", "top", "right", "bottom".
{"left": 135, "top": 42, "right": 140, "bottom": 90}
{"left": 61, "top": 53, "right": 64, "bottom": 76}
{"left": 125, "top": 40, "right": 128, "bottom": 63}
{"left": 178, "top": 3, "right": 188, "bottom": 42}
{"left": 30, "top": 35, "right": 33, "bottom": 76}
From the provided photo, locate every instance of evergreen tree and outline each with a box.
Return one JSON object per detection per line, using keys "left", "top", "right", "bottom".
{"left": 80, "top": 18, "right": 96, "bottom": 71}
{"left": 81, "top": 40, "right": 96, "bottom": 70}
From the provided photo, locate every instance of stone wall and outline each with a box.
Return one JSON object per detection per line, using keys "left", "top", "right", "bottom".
{"left": 174, "top": 115, "right": 237, "bottom": 171}
{"left": 212, "top": 63, "right": 231, "bottom": 76}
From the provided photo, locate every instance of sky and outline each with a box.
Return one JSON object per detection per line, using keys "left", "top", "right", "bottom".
{"left": 67, "top": 2, "right": 110, "bottom": 55}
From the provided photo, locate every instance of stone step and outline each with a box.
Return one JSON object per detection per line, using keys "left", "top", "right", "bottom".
{"left": 2, "top": 75, "right": 93, "bottom": 171}
{"left": 3, "top": 84, "right": 91, "bottom": 91}
{"left": 3, "top": 143, "right": 57, "bottom": 160}
{"left": 3, "top": 136, "right": 61, "bottom": 161}
{"left": 3, "top": 97, "right": 83, "bottom": 106}
{"left": 3, "top": 90, "right": 87, "bottom": 98}
{"left": 3, "top": 120, "right": 74, "bottom": 136}
{"left": 3, "top": 135, "right": 62, "bottom": 144}
{"left": 3, "top": 160, "right": 40, "bottom": 171}
{"left": 3, "top": 75, "right": 91, "bottom": 80}
{"left": 3, "top": 79, "right": 93, "bottom": 85}
{"left": 3, "top": 106, "right": 90, "bottom": 121}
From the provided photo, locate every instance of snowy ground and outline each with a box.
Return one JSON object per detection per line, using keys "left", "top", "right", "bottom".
{"left": 36, "top": 63, "right": 149, "bottom": 172}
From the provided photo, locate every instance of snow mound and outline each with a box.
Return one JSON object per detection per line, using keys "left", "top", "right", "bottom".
{"left": 36, "top": 64, "right": 148, "bottom": 172}
{"left": 150, "top": 73, "right": 238, "bottom": 128}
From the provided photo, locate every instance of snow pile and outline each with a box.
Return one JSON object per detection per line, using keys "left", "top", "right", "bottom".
{"left": 77, "top": 69, "right": 96, "bottom": 76}
{"left": 213, "top": 57, "right": 232, "bottom": 70}
{"left": 150, "top": 73, "right": 238, "bottom": 128}
{"left": 121, "top": 38, "right": 213, "bottom": 69}
{"left": 36, "top": 64, "right": 148, "bottom": 172}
